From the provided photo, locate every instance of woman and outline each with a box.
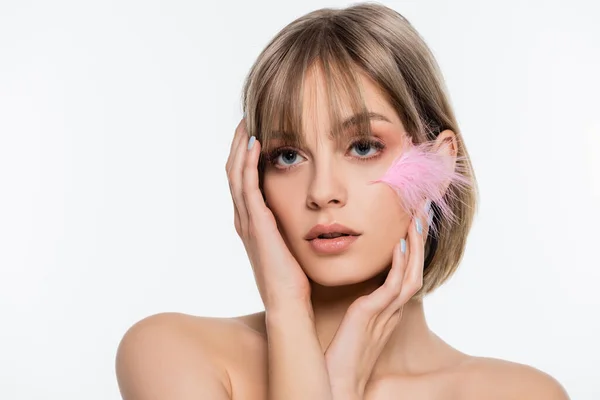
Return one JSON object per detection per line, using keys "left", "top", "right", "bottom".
{"left": 116, "top": 3, "right": 569, "bottom": 399}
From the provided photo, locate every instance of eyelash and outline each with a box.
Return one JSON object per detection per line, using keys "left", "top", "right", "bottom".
{"left": 264, "top": 137, "right": 386, "bottom": 171}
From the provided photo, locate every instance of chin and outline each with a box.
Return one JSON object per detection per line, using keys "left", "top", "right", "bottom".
{"left": 302, "top": 256, "right": 388, "bottom": 288}
{"left": 288, "top": 236, "right": 393, "bottom": 288}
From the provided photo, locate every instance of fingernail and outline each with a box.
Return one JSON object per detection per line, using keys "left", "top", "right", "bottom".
{"left": 415, "top": 218, "right": 422, "bottom": 235}
{"left": 423, "top": 198, "right": 431, "bottom": 214}
{"left": 248, "top": 136, "right": 256, "bottom": 150}
{"left": 400, "top": 239, "right": 406, "bottom": 253}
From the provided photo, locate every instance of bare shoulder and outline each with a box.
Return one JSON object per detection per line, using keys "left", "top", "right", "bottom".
{"left": 458, "top": 356, "right": 570, "bottom": 400}
{"left": 115, "top": 312, "right": 268, "bottom": 400}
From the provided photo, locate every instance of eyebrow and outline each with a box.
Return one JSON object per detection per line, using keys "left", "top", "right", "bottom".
{"left": 269, "top": 111, "right": 392, "bottom": 142}
{"left": 339, "top": 111, "right": 392, "bottom": 131}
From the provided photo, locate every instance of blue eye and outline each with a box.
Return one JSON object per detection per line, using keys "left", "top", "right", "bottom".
{"left": 268, "top": 148, "right": 306, "bottom": 168}
{"left": 350, "top": 139, "right": 384, "bottom": 157}
{"left": 265, "top": 137, "right": 385, "bottom": 171}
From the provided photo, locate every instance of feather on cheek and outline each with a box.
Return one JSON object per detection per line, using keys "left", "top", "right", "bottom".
{"left": 368, "top": 140, "right": 473, "bottom": 236}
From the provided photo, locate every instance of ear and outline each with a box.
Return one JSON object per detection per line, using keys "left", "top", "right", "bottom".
{"left": 434, "top": 129, "right": 458, "bottom": 193}
{"left": 434, "top": 129, "right": 458, "bottom": 157}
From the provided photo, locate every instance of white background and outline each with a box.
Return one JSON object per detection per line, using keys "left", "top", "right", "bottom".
{"left": 1, "top": 0, "right": 599, "bottom": 399}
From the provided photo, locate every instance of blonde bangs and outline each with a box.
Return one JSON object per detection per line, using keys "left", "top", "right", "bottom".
{"left": 242, "top": 20, "right": 373, "bottom": 175}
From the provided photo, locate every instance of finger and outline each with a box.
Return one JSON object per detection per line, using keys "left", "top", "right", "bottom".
{"left": 230, "top": 127, "right": 252, "bottom": 234}
{"left": 396, "top": 216, "right": 425, "bottom": 304}
{"left": 380, "top": 239, "right": 409, "bottom": 320}
{"left": 225, "top": 120, "right": 242, "bottom": 173}
{"left": 242, "top": 137, "right": 269, "bottom": 230}
{"left": 358, "top": 239, "right": 408, "bottom": 315}
{"left": 226, "top": 120, "right": 247, "bottom": 197}
{"left": 226, "top": 118, "right": 248, "bottom": 174}
{"left": 227, "top": 120, "right": 249, "bottom": 232}
{"left": 381, "top": 306, "right": 403, "bottom": 333}
{"left": 420, "top": 198, "right": 432, "bottom": 245}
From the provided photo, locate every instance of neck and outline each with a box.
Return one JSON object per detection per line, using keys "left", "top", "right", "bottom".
{"left": 309, "top": 270, "right": 464, "bottom": 377}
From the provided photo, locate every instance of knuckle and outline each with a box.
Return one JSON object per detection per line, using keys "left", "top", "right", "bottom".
{"left": 241, "top": 224, "right": 250, "bottom": 240}
{"left": 236, "top": 120, "right": 247, "bottom": 134}
{"left": 242, "top": 185, "right": 259, "bottom": 202}
{"left": 240, "top": 182, "right": 250, "bottom": 196}
{"left": 241, "top": 188, "right": 251, "bottom": 202}
{"left": 350, "top": 296, "right": 372, "bottom": 316}
{"left": 246, "top": 211, "right": 256, "bottom": 227}
{"left": 241, "top": 172, "right": 251, "bottom": 189}
{"left": 413, "top": 273, "right": 423, "bottom": 288}
{"left": 410, "top": 280, "right": 422, "bottom": 295}
{"left": 393, "top": 276, "right": 404, "bottom": 294}
{"left": 246, "top": 222, "right": 259, "bottom": 241}
{"left": 384, "top": 277, "right": 402, "bottom": 296}
{"left": 347, "top": 300, "right": 362, "bottom": 316}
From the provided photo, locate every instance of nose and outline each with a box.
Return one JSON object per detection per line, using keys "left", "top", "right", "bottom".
{"left": 305, "top": 158, "right": 348, "bottom": 210}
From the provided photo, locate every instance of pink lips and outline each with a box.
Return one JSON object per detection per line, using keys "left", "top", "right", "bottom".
{"left": 304, "top": 222, "right": 361, "bottom": 255}
{"left": 304, "top": 222, "right": 360, "bottom": 240}
{"left": 307, "top": 234, "right": 360, "bottom": 255}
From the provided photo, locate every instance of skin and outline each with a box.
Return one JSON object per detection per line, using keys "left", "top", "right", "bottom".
{"left": 115, "top": 66, "right": 570, "bottom": 399}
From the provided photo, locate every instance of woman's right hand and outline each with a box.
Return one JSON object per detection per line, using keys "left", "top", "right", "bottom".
{"left": 225, "top": 118, "right": 312, "bottom": 312}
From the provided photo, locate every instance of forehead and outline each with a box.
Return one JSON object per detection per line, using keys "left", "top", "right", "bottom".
{"left": 300, "top": 64, "right": 401, "bottom": 133}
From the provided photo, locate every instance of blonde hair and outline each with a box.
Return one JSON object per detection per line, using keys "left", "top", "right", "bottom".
{"left": 241, "top": 2, "right": 479, "bottom": 299}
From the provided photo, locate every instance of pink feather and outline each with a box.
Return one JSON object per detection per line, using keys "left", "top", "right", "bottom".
{"left": 368, "top": 139, "right": 473, "bottom": 236}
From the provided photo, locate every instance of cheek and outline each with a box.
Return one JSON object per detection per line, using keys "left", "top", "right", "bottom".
{"left": 262, "top": 174, "right": 303, "bottom": 233}
{"left": 362, "top": 157, "right": 408, "bottom": 215}
{"left": 364, "top": 183, "right": 410, "bottom": 236}
{"left": 359, "top": 156, "right": 416, "bottom": 240}
{"left": 371, "top": 141, "right": 467, "bottom": 226}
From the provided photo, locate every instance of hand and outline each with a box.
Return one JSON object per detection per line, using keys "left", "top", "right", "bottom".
{"left": 323, "top": 208, "right": 429, "bottom": 398}
{"left": 225, "top": 118, "right": 312, "bottom": 311}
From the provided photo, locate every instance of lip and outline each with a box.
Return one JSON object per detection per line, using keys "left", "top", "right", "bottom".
{"left": 304, "top": 223, "right": 361, "bottom": 241}
{"left": 308, "top": 234, "right": 360, "bottom": 255}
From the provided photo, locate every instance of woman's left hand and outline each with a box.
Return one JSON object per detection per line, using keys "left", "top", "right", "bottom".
{"left": 324, "top": 211, "right": 428, "bottom": 399}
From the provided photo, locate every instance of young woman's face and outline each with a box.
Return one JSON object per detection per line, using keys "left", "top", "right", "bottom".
{"left": 262, "top": 67, "right": 413, "bottom": 286}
